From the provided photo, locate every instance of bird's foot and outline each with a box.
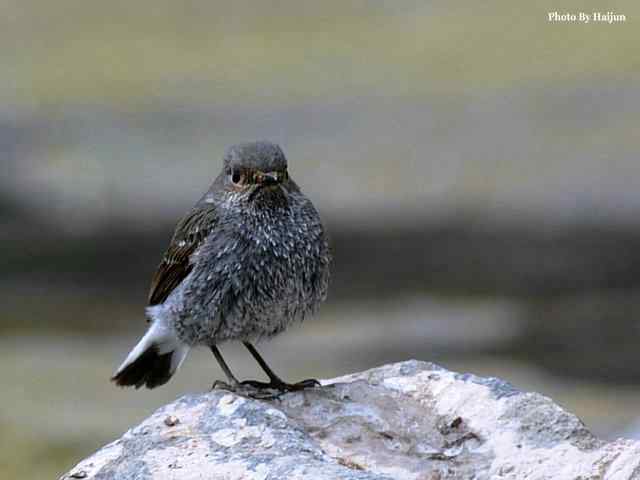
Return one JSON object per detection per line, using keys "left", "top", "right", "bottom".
{"left": 211, "top": 379, "right": 284, "bottom": 400}
{"left": 240, "top": 378, "right": 321, "bottom": 393}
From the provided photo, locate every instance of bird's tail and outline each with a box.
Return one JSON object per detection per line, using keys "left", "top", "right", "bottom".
{"left": 111, "top": 321, "right": 189, "bottom": 389}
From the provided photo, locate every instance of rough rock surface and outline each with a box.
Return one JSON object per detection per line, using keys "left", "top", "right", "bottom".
{"left": 61, "top": 361, "right": 640, "bottom": 480}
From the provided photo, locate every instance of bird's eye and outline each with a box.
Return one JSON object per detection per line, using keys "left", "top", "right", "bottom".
{"left": 231, "top": 170, "right": 243, "bottom": 185}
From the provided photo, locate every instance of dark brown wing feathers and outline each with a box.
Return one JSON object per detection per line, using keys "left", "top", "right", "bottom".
{"left": 148, "top": 203, "right": 217, "bottom": 306}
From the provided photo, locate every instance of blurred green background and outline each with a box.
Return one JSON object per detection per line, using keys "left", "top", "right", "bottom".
{"left": 2, "top": 1, "right": 640, "bottom": 478}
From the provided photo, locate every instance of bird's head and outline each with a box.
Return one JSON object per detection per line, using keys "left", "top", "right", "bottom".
{"left": 219, "top": 141, "right": 294, "bottom": 205}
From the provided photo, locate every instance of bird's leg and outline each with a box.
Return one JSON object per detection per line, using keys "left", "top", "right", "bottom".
{"left": 210, "top": 345, "right": 239, "bottom": 389}
{"left": 209, "top": 345, "right": 281, "bottom": 400}
{"left": 241, "top": 341, "right": 320, "bottom": 392}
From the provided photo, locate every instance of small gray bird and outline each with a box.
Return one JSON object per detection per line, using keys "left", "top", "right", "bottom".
{"left": 112, "top": 141, "right": 330, "bottom": 394}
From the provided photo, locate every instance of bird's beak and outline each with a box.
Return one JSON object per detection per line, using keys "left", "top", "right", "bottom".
{"left": 260, "top": 171, "right": 280, "bottom": 186}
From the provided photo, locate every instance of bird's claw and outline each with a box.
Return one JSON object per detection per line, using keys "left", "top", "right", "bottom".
{"left": 241, "top": 377, "right": 321, "bottom": 393}
{"left": 212, "top": 377, "right": 321, "bottom": 400}
{"left": 211, "top": 379, "right": 284, "bottom": 400}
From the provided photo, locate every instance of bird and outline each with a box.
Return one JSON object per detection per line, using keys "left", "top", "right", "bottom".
{"left": 111, "top": 141, "right": 331, "bottom": 395}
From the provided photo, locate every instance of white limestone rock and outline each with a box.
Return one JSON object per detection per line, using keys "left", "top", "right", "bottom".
{"left": 61, "top": 361, "right": 640, "bottom": 480}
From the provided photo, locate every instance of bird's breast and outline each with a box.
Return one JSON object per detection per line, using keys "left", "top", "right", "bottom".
{"left": 170, "top": 201, "right": 330, "bottom": 343}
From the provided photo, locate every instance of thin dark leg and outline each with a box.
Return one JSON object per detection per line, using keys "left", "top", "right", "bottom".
{"left": 242, "top": 341, "right": 284, "bottom": 384}
{"left": 210, "top": 345, "right": 239, "bottom": 384}
{"left": 210, "top": 344, "right": 289, "bottom": 400}
{"left": 242, "top": 341, "right": 320, "bottom": 392}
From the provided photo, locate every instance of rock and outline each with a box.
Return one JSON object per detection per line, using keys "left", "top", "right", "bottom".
{"left": 60, "top": 361, "right": 640, "bottom": 480}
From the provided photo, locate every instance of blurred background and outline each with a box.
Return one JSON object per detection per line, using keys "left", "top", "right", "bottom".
{"left": 2, "top": 1, "right": 640, "bottom": 477}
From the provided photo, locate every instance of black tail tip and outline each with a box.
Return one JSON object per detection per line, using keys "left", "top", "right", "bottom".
{"left": 111, "top": 346, "right": 174, "bottom": 389}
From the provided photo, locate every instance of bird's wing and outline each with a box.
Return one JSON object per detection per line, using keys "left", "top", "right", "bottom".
{"left": 148, "top": 203, "right": 218, "bottom": 306}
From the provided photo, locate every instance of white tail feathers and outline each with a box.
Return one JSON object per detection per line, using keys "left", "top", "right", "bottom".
{"left": 112, "top": 321, "right": 189, "bottom": 389}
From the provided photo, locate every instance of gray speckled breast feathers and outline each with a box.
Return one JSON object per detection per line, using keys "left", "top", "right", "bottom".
{"left": 151, "top": 187, "right": 330, "bottom": 346}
